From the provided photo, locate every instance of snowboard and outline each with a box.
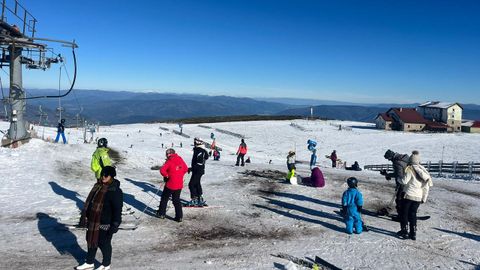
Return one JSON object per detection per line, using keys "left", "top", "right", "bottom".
{"left": 314, "top": 256, "right": 342, "bottom": 270}
{"left": 61, "top": 223, "right": 138, "bottom": 231}
{"left": 181, "top": 203, "right": 223, "bottom": 209}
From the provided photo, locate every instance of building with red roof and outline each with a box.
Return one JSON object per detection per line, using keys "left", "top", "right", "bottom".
{"left": 374, "top": 113, "right": 393, "bottom": 130}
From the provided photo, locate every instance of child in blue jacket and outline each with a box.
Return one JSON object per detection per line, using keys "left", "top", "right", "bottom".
{"left": 342, "top": 177, "right": 364, "bottom": 234}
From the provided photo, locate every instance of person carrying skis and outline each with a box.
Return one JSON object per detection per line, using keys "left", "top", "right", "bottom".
{"left": 397, "top": 151, "right": 432, "bottom": 240}
{"left": 379, "top": 149, "right": 410, "bottom": 217}
{"left": 330, "top": 150, "right": 337, "bottom": 168}
{"left": 186, "top": 138, "right": 209, "bottom": 206}
{"left": 91, "top": 138, "right": 112, "bottom": 181}
{"left": 341, "top": 177, "right": 364, "bottom": 234}
{"left": 157, "top": 148, "right": 188, "bottom": 222}
{"left": 76, "top": 166, "right": 123, "bottom": 270}
{"left": 235, "top": 138, "right": 248, "bottom": 166}
{"left": 286, "top": 151, "right": 296, "bottom": 182}
{"left": 55, "top": 118, "right": 67, "bottom": 144}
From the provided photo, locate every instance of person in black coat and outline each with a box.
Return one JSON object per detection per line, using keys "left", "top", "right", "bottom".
{"left": 76, "top": 166, "right": 123, "bottom": 270}
{"left": 55, "top": 118, "right": 67, "bottom": 144}
{"left": 187, "top": 138, "right": 209, "bottom": 206}
{"left": 346, "top": 161, "right": 362, "bottom": 171}
{"left": 380, "top": 149, "right": 410, "bottom": 217}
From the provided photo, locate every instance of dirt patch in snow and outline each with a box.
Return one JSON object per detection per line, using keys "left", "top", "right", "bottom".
{"left": 109, "top": 147, "right": 125, "bottom": 164}
{"left": 437, "top": 184, "right": 480, "bottom": 199}
{"left": 56, "top": 160, "right": 91, "bottom": 180}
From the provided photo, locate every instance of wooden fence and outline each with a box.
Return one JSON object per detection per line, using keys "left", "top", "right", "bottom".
{"left": 364, "top": 162, "right": 480, "bottom": 179}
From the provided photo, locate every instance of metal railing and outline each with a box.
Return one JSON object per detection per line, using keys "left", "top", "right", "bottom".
{"left": 364, "top": 161, "right": 480, "bottom": 179}
{"left": 1, "top": 0, "right": 37, "bottom": 38}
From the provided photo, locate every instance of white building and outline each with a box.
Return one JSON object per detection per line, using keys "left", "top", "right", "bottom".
{"left": 417, "top": 101, "right": 463, "bottom": 132}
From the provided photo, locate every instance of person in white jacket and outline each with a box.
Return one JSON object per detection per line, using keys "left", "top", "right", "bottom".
{"left": 397, "top": 150, "right": 433, "bottom": 240}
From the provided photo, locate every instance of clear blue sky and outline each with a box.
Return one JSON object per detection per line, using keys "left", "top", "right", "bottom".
{"left": 18, "top": 0, "right": 480, "bottom": 104}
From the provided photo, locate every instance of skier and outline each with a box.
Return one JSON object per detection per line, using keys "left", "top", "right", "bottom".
{"left": 91, "top": 138, "right": 112, "bottom": 181}
{"left": 76, "top": 166, "right": 123, "bottom": 270}
{"left": 286, "top": 151, "right": 296, "bottom": 182}
{"left": 379, "top": 149, "right": 410, "bottom": 217}
{"left": 397, "top": 151, "right": 432, "bottom": 240}
{"left": 157, "top": 148, "right": 188, "bottom": 222}
{"left": 55, "top": 118, "right": 67, "bottom": 144}
{"left": 235, "top": 139, "right": 248, "bottom": 166}
{"left": 307, "top": 139, "right": 317, "bottom": 169}
{"left": 341, "top": 177, "right": 363, "bottom": 234}
{"left": 330, "top": 150, "right": 337, "bottom": 168}
{"left": 186, "top": 138, "right": 209, "bottom": 206}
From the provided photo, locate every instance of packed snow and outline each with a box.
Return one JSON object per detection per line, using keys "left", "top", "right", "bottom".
{"left": 0, "top": 119, "right": 479, "bottom": 269}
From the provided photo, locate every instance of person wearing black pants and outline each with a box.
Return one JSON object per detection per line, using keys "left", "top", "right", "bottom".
{"left": 187, "top": 138, "right": 209, "bottom": 206}
{"left": 158, "top": 187, "right": 182, "bottom": 221}
{"left": 235, "top": 139, "right": 247, "bottom": 166}
{"left": 397, "top": 151, "right": 433, "bottom": 240}
{"left": 86, "top": 229, "right": 113, "bottom": 267}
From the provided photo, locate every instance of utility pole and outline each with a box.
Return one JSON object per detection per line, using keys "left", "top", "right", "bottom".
{"left": 7, "top": 45, "right": 27, "bottom": 140}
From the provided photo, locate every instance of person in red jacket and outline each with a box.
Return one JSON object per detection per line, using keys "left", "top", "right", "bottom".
{"left": 157, "top": 148, "right": 188, "bottom": 222}
{"left": 235, "top": 139, "right": 248, "bottom": 166}
{"left": 330, "top": 150, "right": 338, "bottom": 168}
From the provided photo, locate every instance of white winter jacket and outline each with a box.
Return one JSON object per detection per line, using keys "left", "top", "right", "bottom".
{"left": 399, "top": 164, "right": 433, "bottom": 203}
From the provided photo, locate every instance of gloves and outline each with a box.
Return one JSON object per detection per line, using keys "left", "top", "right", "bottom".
{"left": 357, "top": 205, "right": 363, "bottom": 213}
{"left": 110, "top": 222, "right": 120, "bottom": 234}
{"left": 379, "top": 169, "right": 387, "bottom": 176}
{"left": 188, "top": 167, "right": 192, "bottom": 174}
{"left": 163, "top": 177, "right": 169, "bottom": 183}
{"left": 340, "top": 206, "right": 347, "bottom": 218}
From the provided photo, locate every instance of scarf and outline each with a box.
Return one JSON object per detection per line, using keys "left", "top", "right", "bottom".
{"left": 82, "top": 181, "right": 109, "bottom": 248}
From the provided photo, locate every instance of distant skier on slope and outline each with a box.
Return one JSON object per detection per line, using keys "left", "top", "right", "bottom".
{"left": 379, "top": 149, "right": 410, "bottom": 217}
{"left": 55, "top": 118, "right": 67, "bottom": 144}
{"left": 396, "top": 151, "right": 433, "bottom": 240}
{"left": 341, "top": 177, "right": 363, "bottom": 234}
{"left": 76, "top": 166, "right": 123, "bottom": 270}
{"left": 91, "top": 138, "right": 112, "bottom": 181}
{"left": 157, "top": 148, "right": 188, "bottom": 222}
{"left": 235, "top": 139, "right": 248, "bottom": 166}
{"left": 186, "top": 138, "right": 209, "bottom": 206}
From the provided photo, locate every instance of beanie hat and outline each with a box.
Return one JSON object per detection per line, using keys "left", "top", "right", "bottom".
{"left": 384, "top": 149, "right": 395, "bottom": 160}
{"left": 101, "top": 166, "right": 116, "bottom": 178}
{"left": 409, "top": 150, "right": 420, "bottom": 165}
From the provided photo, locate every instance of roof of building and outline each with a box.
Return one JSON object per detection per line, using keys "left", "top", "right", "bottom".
{"left": 418, "top": 101, "right": 463, "bottom": 109}
{"left": 472, "top": 121, "right": 480, "bottom": 128}
{"left": 388, "top": 108, "right": 427, "bottom": 124}
{"left": 425, "top": 120, "right": 448, "bottom": 130}
{"left": 376, "top": 113, "right": 393, "bottom": 121}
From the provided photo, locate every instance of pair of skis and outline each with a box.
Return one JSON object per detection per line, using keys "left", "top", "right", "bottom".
{"left": 273, "top": 253, "right": 342, "bottom": 270}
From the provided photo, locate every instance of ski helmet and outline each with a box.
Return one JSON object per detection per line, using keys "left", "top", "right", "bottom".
{"left": 194, "top": 137, "right": 203, "bottom": 146}
{"left": 98, "top": 138, "right": 108, "bottom": 148}
{"left": 346, "top": 177, "right": 358, "bottom": 188}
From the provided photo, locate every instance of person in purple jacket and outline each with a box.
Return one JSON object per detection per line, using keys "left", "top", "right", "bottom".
{"left": 302, "top": 167, "right": 325, "bottom": 188}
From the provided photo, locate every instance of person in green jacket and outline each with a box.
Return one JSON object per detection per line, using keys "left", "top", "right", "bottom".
{"left": 91, "top": 138, "right": 112, "bottom": 180}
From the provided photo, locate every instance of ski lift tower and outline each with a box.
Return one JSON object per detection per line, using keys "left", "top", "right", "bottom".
{"left": 0, "top": 0, "right": 77, "bottom": 147}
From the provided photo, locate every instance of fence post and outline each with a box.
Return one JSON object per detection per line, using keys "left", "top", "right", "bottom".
{"left": 438, "top": 160, "right": 443, "bottom": 177}
{"left": 468, "top": 161, "right": 473, "bottom": 180}
{"left": 453, "top": 161, "right": 457, "bottom": 178}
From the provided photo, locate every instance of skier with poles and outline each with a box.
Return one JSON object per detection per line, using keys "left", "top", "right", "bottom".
{"left": 157, "top": 148, "right": 188, "bottom": 222}
{"left": 186, "top": 138, "right": 209, "bottom": 207}
{"left": 76, "top": 166, "right": 123, "bottom": 270}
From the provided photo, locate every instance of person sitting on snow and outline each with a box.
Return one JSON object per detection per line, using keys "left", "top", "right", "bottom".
{"left": 346, "top": 161, "right": 362, "bottom": 171}
{"left": 302, "top": 167, "right": 325, "bottom": 188}
{"left": 341, "top": 177, "right": 364, "bottom": 234}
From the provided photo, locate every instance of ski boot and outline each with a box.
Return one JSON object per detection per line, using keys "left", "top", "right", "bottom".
{"left": 75, "top": 263, "right": 94, "bottom": 270}
{"left": 396, "top": 225, "right": 409, "bottom": 239}
{"left": 198, "top": 196, "right": 208, "bottom": 207}
{"left": 186, "top": 197, "right": 199, "bottom": 207}
{"left": 409, "top": 225, "right": 417, "bottom": 240}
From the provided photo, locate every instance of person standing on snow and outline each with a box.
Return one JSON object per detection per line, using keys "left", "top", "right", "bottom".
{"left": 341, "top": 177, "right": 364, "bottom": 234}
{"left": 76, "top": 166, "right": 123, "bottom": 270}
{"left": 286, "top": 151, "right": 296, "bottom": 181}
{"left": 330, "top": 150, "right": 337, "bottom": 168}
{"left": 157, "top": 148, "right": 188, "bottom": 222}
{"left": 397, "top": 151, "right": 432, "bottom": 240}
{"left": 186, "top": 138, "right": 209, "bottom": 206}
{"left": 91, "top": 138, "right": 112, "bottom": 181}
{"left": 235, "top": 139, "right": 248, "bottom": 166}
{"left": 380, "top": 149, "right": 410, "bottom": 217}
{"left": 55, "top": 118, "right": 67, "bottom": 144}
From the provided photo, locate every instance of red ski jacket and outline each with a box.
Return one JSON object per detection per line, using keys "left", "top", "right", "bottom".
{"left": 237, "top": 143, "right": 248, "bottom": 155}
{"left": 160, "top": 153, "right": 188, "bottom": 190}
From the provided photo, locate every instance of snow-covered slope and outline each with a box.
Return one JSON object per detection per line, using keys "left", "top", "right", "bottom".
{"left": 0, "top": 120, "right": 479, "bottom": 269}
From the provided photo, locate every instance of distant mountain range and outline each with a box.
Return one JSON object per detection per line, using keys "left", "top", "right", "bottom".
{"left": 13, "top": 89, "right": 480, "bottom": 125}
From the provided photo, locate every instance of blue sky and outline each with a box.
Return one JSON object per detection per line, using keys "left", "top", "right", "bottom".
{"left": 16, "top": 0, "right": 480, "bottom": 104}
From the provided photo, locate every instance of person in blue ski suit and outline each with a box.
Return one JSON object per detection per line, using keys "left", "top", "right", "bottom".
{"left": 55, "top": 119, "right": 67, "bottom": 144}
{"left": 341, "top": 177, "right": 364, "bottom": 234}
{"left": 307, "top": 139, "right": 317, "bottom": 169}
